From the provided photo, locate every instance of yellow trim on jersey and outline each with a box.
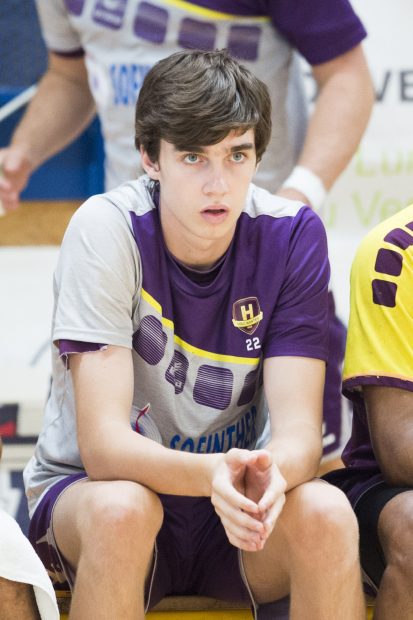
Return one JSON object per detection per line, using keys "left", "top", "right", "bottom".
{"left": 173, "top": 334, "right": 259, "bottom": 365}
{"left": 141, "top": 288, "right": 174, "bottom": 331}
{"left": 141, "top": 288, "right": 260, "bottom": 366}
{"left": 141, "top": 287, "right": 162, "bottom": 313}
{"left": 160, "top": 0, "right": 270, "bottom": 22}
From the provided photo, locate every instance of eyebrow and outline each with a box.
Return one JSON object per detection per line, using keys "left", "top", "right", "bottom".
{"left": 174, "top": 143, "right": 255, "bottom": 153}
{"left": 229, "top": 143, "right": 255, "bottom": 153}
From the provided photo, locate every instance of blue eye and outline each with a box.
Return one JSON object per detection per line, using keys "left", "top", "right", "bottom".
{"left": 232, "top": 152, "right": 245, "bottom": 162}
{"left": 184, "top": 154, "right": 199, "bottom": 164}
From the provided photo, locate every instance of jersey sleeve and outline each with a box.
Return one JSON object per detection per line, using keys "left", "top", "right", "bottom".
{"left": 263, "top": 208, "right": 330, "bottom": 362}
{"left": 343, "top": 211, "right": 413, "bottom": 394}
{"left": 35, "top": 0, "right": 83, "bottom": 54}
{"left": 266, "top": 0, "right": 367, "bottom": 65}
{"left": 52, "top": 197, "right": 140, "bottom": 348}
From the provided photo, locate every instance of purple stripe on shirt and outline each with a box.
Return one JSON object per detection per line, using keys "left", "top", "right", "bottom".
{"left": 343, "top": 375, "right": 413, "bottom": 395}
{"left": 374, "top": 248, "right": 403, "bottom": 277}
{"left": 51, "top": 48, "right": 85, "bottom": 58}
{"left": 383, "top": 228, "right": 413, "bottom": 250}
{"left": 372, "top": 279, "right": 397, "bottom": 308}
{"left": 59, "top": 339, "right": 107, "bottom": 356}
{"left": 64, "top": 0, "right": 85, "bottom": 16}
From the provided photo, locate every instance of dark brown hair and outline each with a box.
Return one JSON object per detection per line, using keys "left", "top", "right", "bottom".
{"left": 135, "top": 49, "right": 271, "bottom": 163}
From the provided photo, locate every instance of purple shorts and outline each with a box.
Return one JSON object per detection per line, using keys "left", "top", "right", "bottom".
{"left": 28, "top": 473, "right": 254, "bottom": 612}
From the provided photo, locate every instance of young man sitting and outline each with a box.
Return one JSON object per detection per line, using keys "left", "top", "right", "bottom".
{"left": 24, "top": 49, "right": 364, "bottom": 619}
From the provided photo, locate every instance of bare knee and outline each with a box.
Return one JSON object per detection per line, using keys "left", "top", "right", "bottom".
{"left": 379, "top": 492, "right": 413, "bottom": 582}
{"left": 80, "top": 481, "right": 163, "bottom": 552}
{"left": 283, "top": 481, "right": 359, "bottom": 563}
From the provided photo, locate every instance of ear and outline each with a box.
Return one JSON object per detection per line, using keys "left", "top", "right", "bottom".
{"left": 140, "top": 147, "right": 160, "bottom": 180}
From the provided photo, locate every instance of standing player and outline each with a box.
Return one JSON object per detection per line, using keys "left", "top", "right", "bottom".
{"left": 24, "top": 49, "right": 364, "bottom": 620}
{"left": 0, "top": 1, "right": 372, "bottom": 199}
{"left": 325, "top": 204, "right": 413, "bottom": 618}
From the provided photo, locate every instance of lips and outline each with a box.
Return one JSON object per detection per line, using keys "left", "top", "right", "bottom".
{"left": 201, "top": 205, "right": 229, "bottom": 215}
{"left": 201, "top": 205, "right": 229, "bottom": 224}
{"left": 204, "top": 208, "right": 226, "bottom": 214}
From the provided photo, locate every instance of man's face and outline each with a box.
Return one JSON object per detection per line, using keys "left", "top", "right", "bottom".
{"left": 142, "top": 129, "right": 257, "bottom": 266}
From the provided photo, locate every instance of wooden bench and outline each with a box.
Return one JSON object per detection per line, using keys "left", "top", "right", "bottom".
{"left": 56, "top": 591, "right": 253, "bottom": 619}
{"left": 366, "top": 595, "right": 375, "bottom": 620}
{"left": 57, "top": 590, "right": 376, "bottom": 619}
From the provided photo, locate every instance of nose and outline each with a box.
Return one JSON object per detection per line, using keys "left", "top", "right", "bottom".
{"left": 202, "top": 164, "right": 229, "bottom": 196}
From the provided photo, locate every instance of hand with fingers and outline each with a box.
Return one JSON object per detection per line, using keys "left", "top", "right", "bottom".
{"left": 244, "top": 450, "right": 286, "bottom": 546}
{"left": 210, "top": 448, "right": 286, "bottom": 552}
{"left": 0, "top": 146, "right": 33, "bottom": 214}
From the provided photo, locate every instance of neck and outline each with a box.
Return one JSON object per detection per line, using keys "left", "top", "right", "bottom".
{"left": 159, "top": 204, "right": 236, "bottom": 269}
{"left": 165, "top": 234, "right": 231, "bottom": 270}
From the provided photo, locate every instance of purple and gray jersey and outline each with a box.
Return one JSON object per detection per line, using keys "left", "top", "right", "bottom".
{"left": 33, "top": 0, "right": 365, "bottom": 462}
{"left": 24, "top": 177, "right": 329, "bottom": 516}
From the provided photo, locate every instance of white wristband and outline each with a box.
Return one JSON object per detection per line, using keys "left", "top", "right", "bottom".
{"left": 281, "top": 165, "right": 327, "bottom": 212}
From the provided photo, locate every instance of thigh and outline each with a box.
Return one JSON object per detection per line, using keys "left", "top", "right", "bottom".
{"left": 242, "top": 478, "right": 356, "bottom": 602}
{"left": 53, "top": 476, "right": 162, "bottom": 570}
{"left": 29, "top": 473, "right": 162, "bottom": 589}
{"left": 28, "top": 472, "right": 87, "bottom": 589}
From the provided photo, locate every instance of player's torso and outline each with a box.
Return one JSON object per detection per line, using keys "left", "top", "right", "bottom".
{"left": 127, "top": 185, "right": 299, "bottom": 453}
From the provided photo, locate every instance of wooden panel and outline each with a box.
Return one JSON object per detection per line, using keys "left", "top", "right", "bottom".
{"left": 56, "top": 592, "right": 252, "bottom": 618}
{"left": 0, "top": 201, "right": 80, "bottom": 246}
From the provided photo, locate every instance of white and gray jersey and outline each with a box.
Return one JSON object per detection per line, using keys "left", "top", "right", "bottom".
{"left": 35, "top": 1, "right": 366, "bottom": 191}
{"left": 36, "top": 0, "right": 298, "bottom": 191}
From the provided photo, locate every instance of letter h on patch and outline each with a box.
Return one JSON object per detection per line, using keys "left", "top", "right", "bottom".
{"left": 232, "top": 297, "right": 263, "bottom": 335}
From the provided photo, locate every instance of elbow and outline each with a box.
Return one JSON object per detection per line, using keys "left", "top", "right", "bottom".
{"left": 79, "top": 437, "right": 114, "bottom": 481}
{"left": 81, "top": 449, "right": 109, "bottom": 481}
{"left": 303, "top": 440, "right": 323, "bottom": 481}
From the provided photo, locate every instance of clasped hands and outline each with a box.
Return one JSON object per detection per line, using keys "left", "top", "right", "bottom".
{"left": 211, "top": 448, "right": 286, "bottom": 552}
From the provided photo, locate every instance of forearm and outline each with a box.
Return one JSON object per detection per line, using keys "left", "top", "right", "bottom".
{"left": 297, "top": 47, "right": 374, "bottom": 190}
{"left": 263, "top": 357, "right": 324, "bottom": 491}
{"left": 81, "top": 420, "right": 223, "bottom": 497}
{"left": 265, "top": 424, "right": 322, "bottom": 492}
{"left": 10, "top": 65, "right": 95, "bottom": 173}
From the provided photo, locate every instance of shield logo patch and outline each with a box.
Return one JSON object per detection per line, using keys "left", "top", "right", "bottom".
{"left": 232, "top": 297, "right": 263, "bottom": 335}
